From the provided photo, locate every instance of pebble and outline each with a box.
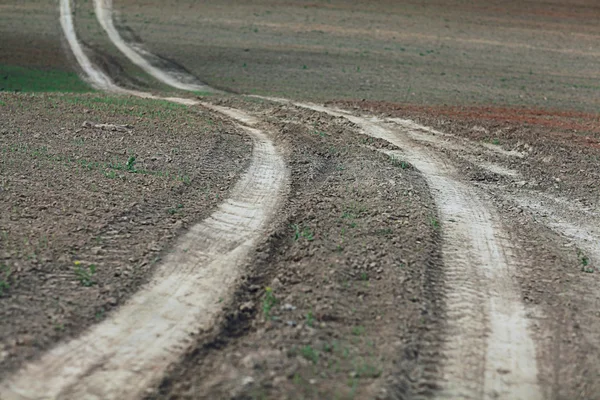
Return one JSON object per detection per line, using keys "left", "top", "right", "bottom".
{"left": 241, "top": 376, "right": 255, "bottom": 387}
{"left": 91, "top": 246, "right": 103, "bottom": 255}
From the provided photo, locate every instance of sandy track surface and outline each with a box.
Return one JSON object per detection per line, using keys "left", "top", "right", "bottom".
{"left": 0, "top": 1, "right": 287, "bottom": 399}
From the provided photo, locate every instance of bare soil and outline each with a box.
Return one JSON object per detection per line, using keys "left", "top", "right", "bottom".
{"left": 0, "top": 92, "right": 251, "bottom": 374}
{"left": 0, "top": 1, "right": 71, "bottom": 70}
{"left": 113, "top": 0, "right": 600, "bottom": 112}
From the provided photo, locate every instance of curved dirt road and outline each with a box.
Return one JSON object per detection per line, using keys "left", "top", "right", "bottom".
{"left": 0, "top": 1, "right": 287, "bottom": 399}
{"left": 57, "top": 1, "right": 542, "bottom": 397}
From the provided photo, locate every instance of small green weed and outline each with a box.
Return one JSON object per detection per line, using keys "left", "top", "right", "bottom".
{"left": 126, "top": 156, "right": 137, "bottom": 172}
{"left": 578, "top": 249, "right": 594, "bottom": 273}
{"left": 262, "top": 287, "right": 277, "bottom": 318}
{"left": 376, "top": 228, "right": 393, "bottom": 236}
{"left": 292, "top": 224, "right": 314, "bottom": 241}
{"left": 390, "top": 155, "right": 409, "bottom": 169}
{"left": 306, "top": 311, "right": 315, "bottom": 327}
{"left": 0, "top": 264, "right": 11, "bottom": 295}
{"left": 354, "top": 361, "right": 382, "bottom": 378}
{"left": 95, "top": 309, "right": 105, "bottom": 321}
{"left": 352, "top": 326, "right": 365, "bottom": 336}
{"left": 300, "top": 345, "right": 319, "bottom": 364}
{"left": 74, "top": 261, "right": 97, "bottom": 287}
{"left": 429, "top": 216, "right": 440, "bottom": 229}
{"left": 167, "top": 203, "right": 184, "bottom": 215}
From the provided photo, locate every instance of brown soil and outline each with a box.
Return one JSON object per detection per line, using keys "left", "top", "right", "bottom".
{"left": 147, "top": 98, "right": 443, "bottom": 399}
{"left": 0, "top": 1, "right": 72, "bottom": 70}
{"left": 114, "top": 0, "right": 600, "bottom": 112}
{"left": 0, "top": 92, "right": 251, "bottom": 374}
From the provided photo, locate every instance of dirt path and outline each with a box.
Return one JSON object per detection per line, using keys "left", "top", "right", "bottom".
{"left": 0, "top": 1, "right": 287, "bottom": 399}
{"left": 263, "top": 99, "right": 543, "bottom": 399}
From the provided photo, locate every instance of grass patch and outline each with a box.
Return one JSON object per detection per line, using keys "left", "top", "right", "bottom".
{"left": 0, "top": 64, "right": 91, "bottom": 93}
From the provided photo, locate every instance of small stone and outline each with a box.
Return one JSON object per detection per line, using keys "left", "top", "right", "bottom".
{"left": 17, "top": 335, "right": 34, "bottom": 346}
{"left": 107, "top": 297, "right": 118, "bottom": 306}
{"left": 281, "top": 303, "right": 296, "bottom": 311}
{"left": 271, "top": 277, "right": 282, "bottom": 290}
{"left": 241, "top": 376, "right": 255, "bottom": 387}
{"left": 240, "top": 301, "right": 254, "bottom": 312}
{"left": 91, "top": 246, "right": 103, "bottom": 255}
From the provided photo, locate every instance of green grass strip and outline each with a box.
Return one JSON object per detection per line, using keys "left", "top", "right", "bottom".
{"left": 0, "top": 64, "right": 91, "bottom": 93}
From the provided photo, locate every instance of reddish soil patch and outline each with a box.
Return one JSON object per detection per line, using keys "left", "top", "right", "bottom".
{"left": 336, "top": 100, "right": 600, "bottom": 147}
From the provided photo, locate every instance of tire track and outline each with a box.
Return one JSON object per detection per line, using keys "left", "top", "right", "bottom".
{"left": 94, "top": 0, "right": 218, "bottom": 93}
{"left": 0, "top": 1, "right": 287, "bottom": 399}
{"left": 264, "top": 99, "right": 542, "bottom": 399}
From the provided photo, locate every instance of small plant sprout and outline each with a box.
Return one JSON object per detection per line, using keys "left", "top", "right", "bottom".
{"left": 126, "top": 156, "right": 137, "bottom": 172}
{"left": 292, "top": 224, "right": 315, "bottom": 241}
{"left": 74, "top": 261, "right": 97, "bottom": 287}
{"left": 429, "top": 216, "right": 440, "bottom": 229}
{"left": 352, "top": 325, "right": 365, "bottom": 336}
{"left": 578, "top": 249, "right": 594, "bottom": 273}
{"left": 0, "top": 264, "right": 11, "bottom": 295}
{"left": 390, "top": 155, "right": 409, "bottom": 169}
{"left": 306, "top": 311, "right": 315, "bottom": 327}
{"left": 300, "top": 345, "right": 319, "bottom": 364}
{"left": 262, "top": 287, "right": 277, "bottom": 318}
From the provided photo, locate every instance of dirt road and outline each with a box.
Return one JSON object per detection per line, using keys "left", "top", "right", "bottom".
{"left": 1, "top": 0, "right": 600, "bottom": 399}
